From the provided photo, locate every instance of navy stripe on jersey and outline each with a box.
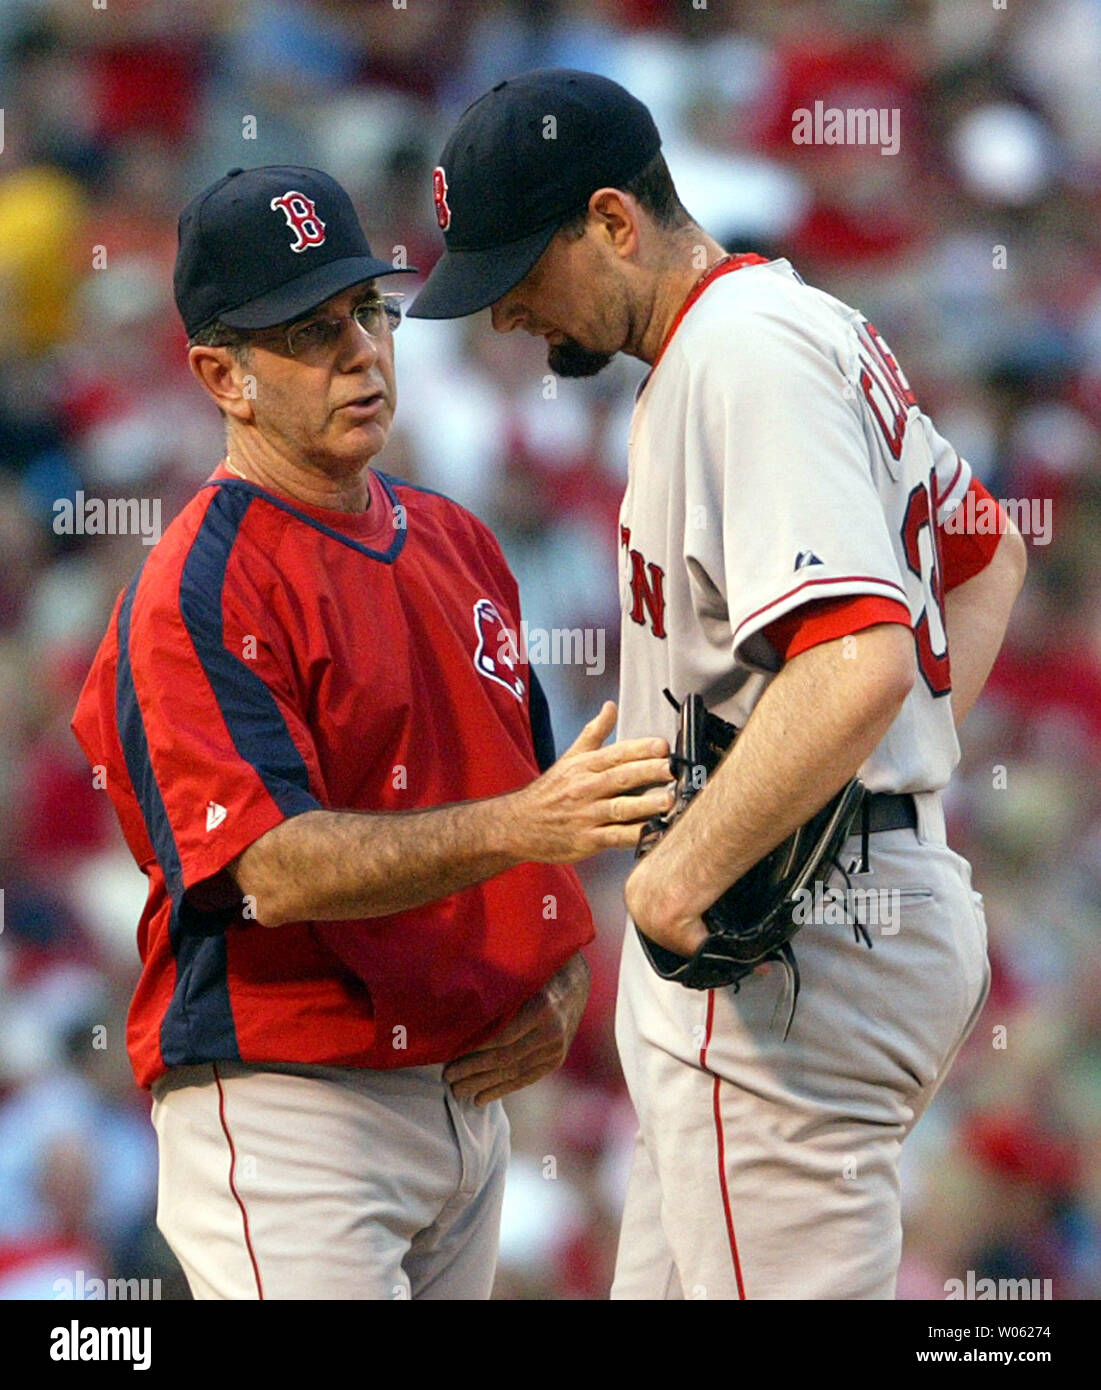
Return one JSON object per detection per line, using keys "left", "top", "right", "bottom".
{"left": 159, "top": 910, "right": 238, "bottom": 1067}
{"left": 528, "top": 668, "right": 556, "bottom": 772}
{"left": 179, "top": 484, "right": 323, "bottom": 818}
{"left": 200, "top": 474, "right": 407, "bottom": 564}
{"left": 115, "top": 573, "right": 240, "bottom": 1067}
{"left": 116, "top": 571, "right": 185, "bottom": 901}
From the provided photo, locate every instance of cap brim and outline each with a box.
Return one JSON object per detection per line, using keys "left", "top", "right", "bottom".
{"left": 220, "top": 255, "right": 415, "bottom": 330}
{"left": 407, "top": 223, "right": 559, "bottom": 319}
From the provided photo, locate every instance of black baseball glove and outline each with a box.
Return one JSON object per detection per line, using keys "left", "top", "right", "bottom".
{"left": 634, "top": 691, "right": 866, "bottom": 1009}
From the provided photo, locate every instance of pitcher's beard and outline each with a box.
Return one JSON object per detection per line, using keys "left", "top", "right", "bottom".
{"left": 548, "top": 338, "right": 615, "bottom": 378}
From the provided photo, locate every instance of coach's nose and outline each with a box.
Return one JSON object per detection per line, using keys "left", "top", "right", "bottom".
{"left": 338, "top": 317, "right": 381, "bottom": 370}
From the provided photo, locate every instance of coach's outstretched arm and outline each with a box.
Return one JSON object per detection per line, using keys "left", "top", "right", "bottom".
{"left": 229, "top": 701, "right": 672, "bottom": 928}
{"left": 625, "top": 623, "right": 916, "bottom": 960}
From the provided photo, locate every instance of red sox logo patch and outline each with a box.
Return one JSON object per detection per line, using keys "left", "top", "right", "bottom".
{"left": 473, "top": 598, "right": 524, "bottom": 701}
{"left": 269, "top": 190, "right": 327, "bottom": 253}
{"left": 432, "top": 167, "right": 451, "bottom": 231}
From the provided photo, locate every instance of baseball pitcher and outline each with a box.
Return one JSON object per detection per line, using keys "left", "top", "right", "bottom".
{"left": 410, "top": 70, "right": 1028, "bottom": 1300}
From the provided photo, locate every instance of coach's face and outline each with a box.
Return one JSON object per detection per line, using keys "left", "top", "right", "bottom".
{"left": 224, "top": 281, "right": 398, "bottom": 474}
{"left": 489, "top": 203, "right": 635, "bottom": 378}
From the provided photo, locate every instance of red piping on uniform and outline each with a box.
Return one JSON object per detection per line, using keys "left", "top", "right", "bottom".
{"left": 214, "top": 1062, "right": 265, "bottom": 1300}
{"left": 698, "top": 991, "right": 747, "bottom": 1299}
{"left": 732, "top": 572, "right": 908, "bottom": 646}
{"left": 935, "top": 455, "right": 964, "bottom": 513}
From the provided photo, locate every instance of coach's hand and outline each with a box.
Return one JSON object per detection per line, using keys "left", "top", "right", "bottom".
{"left": 444, "top": 952, "right": 591, "bottom": 1106}
{"left": 510, "top": 701, "right": 673, "bottom": 863}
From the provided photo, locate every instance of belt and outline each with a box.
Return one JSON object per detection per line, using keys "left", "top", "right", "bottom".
{"left": 849, "top": 790, "right": 917, "bottom": 878}
{"left": 863, "top": 791, "right": 917, "bottom": 833}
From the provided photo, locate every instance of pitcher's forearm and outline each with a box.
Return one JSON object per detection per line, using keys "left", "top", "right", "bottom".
{"left": 945, "top": 523, "right": 1028, "bottom": 727}
{"left": 628, "top": 624, "right": 915, "bottom": 931}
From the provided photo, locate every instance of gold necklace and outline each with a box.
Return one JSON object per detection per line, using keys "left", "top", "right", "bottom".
{"left": 224, "top": 459, "right": 247, "bottom": 479}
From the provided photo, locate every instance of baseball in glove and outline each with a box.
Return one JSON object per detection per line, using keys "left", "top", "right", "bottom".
{"left": 633, "top": 690, "right": 867, "bottom": 1027}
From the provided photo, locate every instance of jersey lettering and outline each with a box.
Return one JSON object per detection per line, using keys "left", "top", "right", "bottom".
{"left": 857, "top": 320, "right": 916, "bottom": 459}
{"left": 620, "top": 526, "right": 667, "bottom": 639}
{"left": 901, "top": 473, "right": 951, "bottom": 696}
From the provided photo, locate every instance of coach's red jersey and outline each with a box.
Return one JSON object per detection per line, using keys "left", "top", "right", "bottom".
{"left": 72, "top": 464, "right": 594, "bottom": 1089}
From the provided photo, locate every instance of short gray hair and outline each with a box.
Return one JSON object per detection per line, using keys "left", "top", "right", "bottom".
{"left": 188, "top": 319, "right": 254, "bottom": 362}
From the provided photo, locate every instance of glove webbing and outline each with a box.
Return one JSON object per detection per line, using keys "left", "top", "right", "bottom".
{"left": 649, "top": 688, "right": 872, "bottom": 1041}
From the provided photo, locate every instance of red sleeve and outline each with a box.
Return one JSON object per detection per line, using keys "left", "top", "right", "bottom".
{"left": 938, "top": 476, "right": 1007, "bottom": 591}
{"left": 763, "top": 594, "right": 912, "bottom": 662}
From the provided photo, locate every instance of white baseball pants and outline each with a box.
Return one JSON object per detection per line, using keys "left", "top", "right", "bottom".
{"left": 151, "top": 1060, "right": 509, "bottom": 1300}
{"left": 612, "top": 790, "right": 991, "bottom": 1300}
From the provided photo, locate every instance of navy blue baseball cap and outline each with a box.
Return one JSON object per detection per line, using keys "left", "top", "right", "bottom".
{"left": 408, "top": 69, "right": 661, "bottom": 320}
{"left": 174, "top": 165, "right": 412, "bottom": 338}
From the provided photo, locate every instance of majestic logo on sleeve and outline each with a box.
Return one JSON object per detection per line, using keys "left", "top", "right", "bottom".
{"left": 432, "top": 167, "right": 451, "bottom": 231}
{"left": 472, "top": 598, "right": 524, "bottom": 700}
{"left": 620, "top": 526, "right": 666, "bottom": 638}
{"left": 269, "top": 191, "right": 327, "bottom": 252}
{"left": 206, "top": 801, "right": 227, "bottom": 832}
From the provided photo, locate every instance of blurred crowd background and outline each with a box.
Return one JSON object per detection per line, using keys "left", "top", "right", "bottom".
{"left": 1, "top": 0, "right": 1100, "bottom": 1301}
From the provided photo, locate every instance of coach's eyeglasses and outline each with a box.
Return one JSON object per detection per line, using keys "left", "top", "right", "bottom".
{"left": 258, "top": 294, "right": 404, "bottom": 362}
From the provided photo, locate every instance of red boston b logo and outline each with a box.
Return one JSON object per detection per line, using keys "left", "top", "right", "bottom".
{"left": 269, "top": 191, "right": 327, "bottom": 253}
{"left": 432, "top": 167, "right": 451, "bottom": 232}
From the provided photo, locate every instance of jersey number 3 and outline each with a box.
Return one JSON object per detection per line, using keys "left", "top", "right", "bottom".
{"left": 901, "top": 474, "right": 951, "bottom": 697}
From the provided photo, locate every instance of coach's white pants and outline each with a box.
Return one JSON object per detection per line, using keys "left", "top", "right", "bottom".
{"left": 612, "top": 794, "right": 991, "bottom": 1300}
{"left": 151, "top": 1060, "right": 509, "bottom": 1300}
